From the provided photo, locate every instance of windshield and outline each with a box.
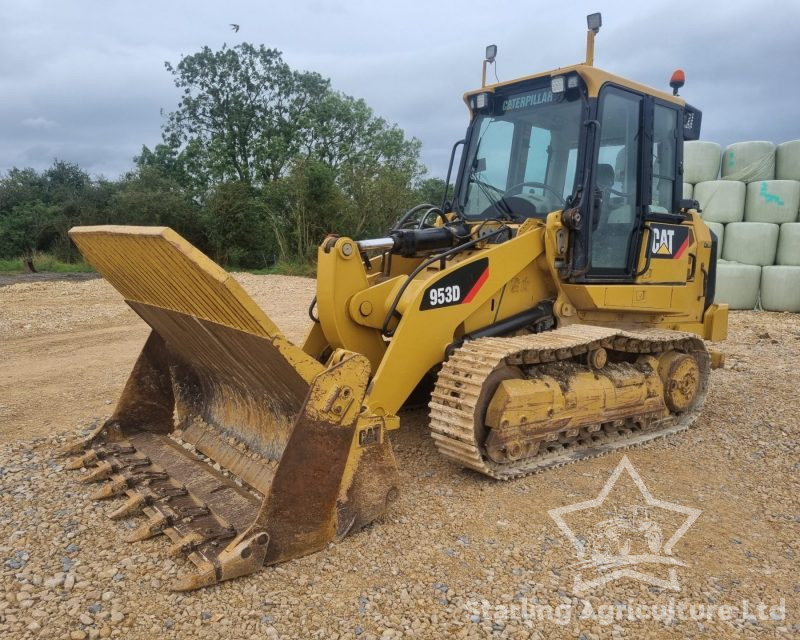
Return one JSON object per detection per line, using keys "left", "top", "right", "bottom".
{"left": 459, "top": 84, "right": 585, "bottom": 219}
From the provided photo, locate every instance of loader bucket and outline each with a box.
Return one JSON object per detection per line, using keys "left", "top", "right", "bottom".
{"left": 61, "top": 226, "right": 399, "bottom": 590}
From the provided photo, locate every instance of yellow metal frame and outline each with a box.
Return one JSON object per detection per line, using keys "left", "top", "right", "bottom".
{"left": 304, "top": 208, "right": 726, "bottom": 428}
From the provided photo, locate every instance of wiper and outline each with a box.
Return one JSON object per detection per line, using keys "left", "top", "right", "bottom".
{"left": 469, "top": 170, "right": 515, "bottom": 220}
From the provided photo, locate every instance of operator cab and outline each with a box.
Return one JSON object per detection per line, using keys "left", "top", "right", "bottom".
{"left": 454, "top": 20, "right": 703, "bottom": 284}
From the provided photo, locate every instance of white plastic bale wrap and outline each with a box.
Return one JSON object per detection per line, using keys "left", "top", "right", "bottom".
{"left": 683, "top": 141, "right": 721, "bottom": 183}
{"left": 777, "top": 222, "right": 800, "bottom": 266}
{"left": 714, "top": 261, "right": 761, "bottom": 310}
{"left": 776, "top": 140, "right": 800, "bottom": 181}
{"left": 705, "top": 221, "right": 724, "bottom": 256}
{"left": 760, "top": 266, "right": 800, "bottom": 312}
{"left": 744, "top": 180, "right": 800, "bottom": 224}
{"left": 693, "top": 180, "right": 745, "bottom": 223}
{"left": 682, "top": 182, "right": 693, "bottom": 199}
{"left": 721, "top": 141, "right": 775, "bottom": 182}
{"left": 722, "top": 222, "right": 779, "bottom": 266}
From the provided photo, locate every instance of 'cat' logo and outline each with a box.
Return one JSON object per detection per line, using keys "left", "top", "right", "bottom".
{"left": 652, "top": 227, "right": 674, "bottom": 255}
{"left": 649, "top": 224, "right": 690, "bottom": 260}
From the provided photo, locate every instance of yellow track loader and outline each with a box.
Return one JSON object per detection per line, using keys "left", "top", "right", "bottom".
{"left": 61, "top": 14, "right": 727, "bottom": 590}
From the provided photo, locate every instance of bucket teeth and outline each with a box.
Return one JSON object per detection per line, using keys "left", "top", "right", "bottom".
{"left": 170, "top": 564, "right": 219, "bottom": 592}
{"left": 81, "top": 460, "right": 113, "bottom": 483}
{"left": 90, "top": 471, "right": 170, "bottom": 500}
{"left": 125, "top": 512, "right": 172, "bottom": 543}
{"left": 108, "top": 493, "right": 148, "bottom": 520}
{"left": 64, "top": 444, "right": 136, "bottom": 470}
{"left": 90, "top": 476, "right": 129, "bottom": 500}
{"left": 65, "top": 450, "right": 98, "bottom": 470}
{"left": 104, "top": 444, "right": 136, "bottom": 455}
{"left": 57, "top": 424, "right": 109, "bottom": 458}
{"left": 121, "top": 456, "right": 152, "bottom": 468}
{"left": 167, "top": 531, "right": 206, "bottom": 557}
{"left": 157, "top": 486, "right": 188, "bottom": 501}
{"left": 174, "top": 505, "right": 210, "bottom": 522}
{"left": 58, "top": 441, "right": 88, "bottom": 458}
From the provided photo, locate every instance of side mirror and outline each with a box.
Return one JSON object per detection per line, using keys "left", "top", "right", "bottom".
{"left": 679, "top": 198, "right": 700, "bottom": 212}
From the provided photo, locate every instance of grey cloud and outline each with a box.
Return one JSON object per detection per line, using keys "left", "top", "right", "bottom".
{"left": 1, "top": 0, "right": 798, "bottom": 179}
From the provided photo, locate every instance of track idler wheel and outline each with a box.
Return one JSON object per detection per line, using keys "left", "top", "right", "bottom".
{"left": 658, "top": 351, "right": 701, "bottom": 413}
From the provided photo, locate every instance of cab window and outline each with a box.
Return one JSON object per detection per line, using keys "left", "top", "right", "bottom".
{"left": 590, "top": 87, "right": 643, "bottom": 272}
{"left": 652, "top": 104, "right": 678, "bottom": 212}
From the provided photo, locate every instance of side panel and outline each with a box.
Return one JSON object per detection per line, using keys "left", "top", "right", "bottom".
{"left": 554, "top": 213, "right": 725, "bottom": 340}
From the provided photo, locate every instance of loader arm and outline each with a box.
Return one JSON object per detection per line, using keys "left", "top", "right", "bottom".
{"left": 312, "top": 227, "right": 554, "bottom": 417}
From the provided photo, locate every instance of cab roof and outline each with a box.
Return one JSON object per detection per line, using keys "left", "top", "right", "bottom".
{"left": 464, "top": 63, "right": 685, "bottom": 109}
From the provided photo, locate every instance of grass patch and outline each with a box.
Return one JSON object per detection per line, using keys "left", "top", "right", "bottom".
{"left": 246, "top": 260, "right": 316, "bottom": 277}
{"left": 0, "top": 253, "right": 315, "bottom": 277}
{"left": 0, "top": 253, "right": 94, "bottom": 274}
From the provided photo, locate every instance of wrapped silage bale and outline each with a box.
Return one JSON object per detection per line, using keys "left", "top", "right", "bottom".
{"left": 683, "top": 141, "right": 721, "bottom": 183}
{"left": 777, "top": 222, "right": 800, "bottom": 266}
{"left": 682, "top": 182, "right": 693, "bottom": 199}
{"left": 760, "top": 266, "right": 800, "bottom": 312}
{"left": 705, "top": 221, "right": 724, "bottom": 256}
{"left": 721, "top": 141, "right": 775, "bottom": 182}
{"left": 744, "top": 180, "right": 800, "bottom": 224}
{"left": 722, "top": 222, "right": 779, "bottom": 266}
{"left": 693, "top": 180, "right": 745, "bottom": 223}
{"left": 776, "top": 140, "right": 800, "bottom": 180}
{"left": 714, "top": 260, "right": 761, "bottom": 310}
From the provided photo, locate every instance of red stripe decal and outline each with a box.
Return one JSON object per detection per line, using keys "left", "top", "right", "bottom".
{"left": 673, "top": 236, "right": 689, "bottom": 259}
{"left": 462, "top": 267, "right": 489, "bottom": 304}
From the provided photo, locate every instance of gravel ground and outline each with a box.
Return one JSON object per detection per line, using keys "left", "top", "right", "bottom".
{"left": 1, "top": 275, "right": 798, "bottom": 639}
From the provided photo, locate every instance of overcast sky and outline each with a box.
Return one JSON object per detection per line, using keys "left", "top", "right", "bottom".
{"left": 1, "top": 0, "right": 798, "bottom": 180}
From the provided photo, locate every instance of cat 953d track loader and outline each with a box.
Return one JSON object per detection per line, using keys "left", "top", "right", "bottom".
{"left": 62, "top": 13, "right": 727, "bottom": 590}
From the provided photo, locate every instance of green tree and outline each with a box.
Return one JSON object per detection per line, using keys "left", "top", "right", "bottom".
{"left": 0, "top": 201, "right": 63, "bottom": 259}
{"left": 264, "top": 159, "right": 347, "bottom": 261}
{"left": 109, "top": 164, "right": 203, "bottom": 244}
{"left": 414, "top": 177, "right": 453, "bottom": 209}
{"left": 163, "top": 44, "right": 330, "bottom": 188}
{"left": 0, "top": 168, "right": 46, "bottom": 213}
{"left": 203, "top": 181, "right": 273, "bottom": 267}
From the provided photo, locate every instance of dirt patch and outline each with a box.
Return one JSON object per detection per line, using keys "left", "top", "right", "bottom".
{"left": 0, "top": 274, "right": 315, "bottom": 444}
{"left": 0, "top": 276, "right": 798, "bottom": 639}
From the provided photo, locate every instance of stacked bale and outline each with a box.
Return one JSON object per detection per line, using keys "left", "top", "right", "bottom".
{"left": 684, "top": 141, "right": 721, "bottom": 183}
{"left": 693, "top": 181, "right": 745, "bottom": 223}
{"left": 722, "top": 222, "right": 779, "bottom": 266}
{"left": 721, "top": 141, "right": 775, "bottom": 182}
{"left": 761, "top": 267, "right": 800, "bottom": 312}
{"left": 744, "top": 181, "right": 800, "bottom": 223}
{"left": 761, "top": 223, "right": 800, "bottom": 312}
{"left": 777, "top": 223, "right": 800, "bottom": 266}
{"left": 776, "top": 140, "right": 800, "bottom": 180}
{"left": 715, "top": 262, "right": 762, "bottom": 310}
{"left": 683, "top": 138, "right": 800, "bottom": 311}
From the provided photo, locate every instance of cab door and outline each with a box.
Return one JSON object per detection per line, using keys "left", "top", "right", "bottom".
{"left": 634, "top": 102, "right": 696, "bottom": 286}
{"left": 562, "top": 87, "right": 697, "bottom": 315}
